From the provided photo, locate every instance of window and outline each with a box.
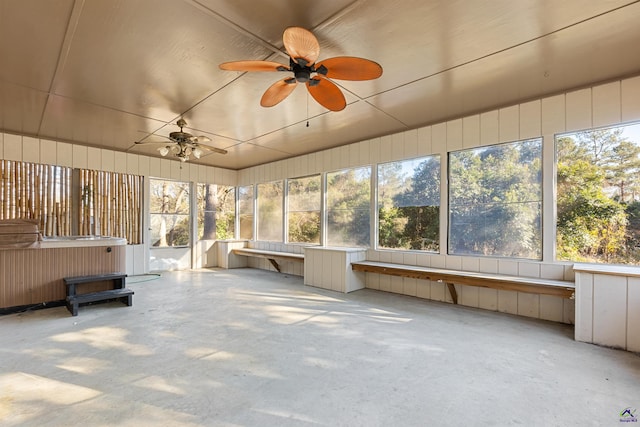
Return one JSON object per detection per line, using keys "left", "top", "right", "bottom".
{"left": 196, "top": 183, "right": 235, "bottom": 240}
{"left": 257, "top": 181, "right": 283, "bottom": 242}
{"left": 326, "top": 167, "right": 371, "bottom": 247}
{"left": 556, "top": 123, "right": 640, "bottom": 265}
{"left": 378, "top": 156, "right": 440, "bottom": 251}
{"left": 287, "top": 175, "right": 321, "bottom": 244}
{"left": 449, "top": 139, "right": 542, "bottom": 259}
{"left": 149, "top": 179, "right": 190, "bottom": 247}
{"left": 238, "top": 185, "right": 254, "bottom": 240}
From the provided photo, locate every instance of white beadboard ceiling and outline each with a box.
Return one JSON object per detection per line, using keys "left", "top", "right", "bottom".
{"left": 1, "top": 0, "right": 640, "bottom": 170}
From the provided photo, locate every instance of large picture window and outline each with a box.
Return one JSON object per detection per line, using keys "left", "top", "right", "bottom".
{"left": 257, "top": 181, "right": 283, "bottom": 242}
{"left": 196, "top": 183, "right": 235, "bottom": 240}
{"left": 449, "top": 139, "right": 542, "bottom": 259}
{"left": 378, "top": 156, "right": 440, "bottom": 251}
{"left": 556, "top": 123, "right": 640, "bottom": 265}
{"left": 326, "top": 167, "right": 371, "bottom": 247}
{"left": 287, "top": 175, "right": 321, "bottom": 244}
{"left": 149, "top": 179, "right": 190, "bottom": 247}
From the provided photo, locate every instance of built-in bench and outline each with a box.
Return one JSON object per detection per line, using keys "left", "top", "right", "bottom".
{"left": 232, "top": 248, "right": 304, "bottom": 273}
{"left": 64, "top": 272, "right": 133, "bottom": 316}
{"left": 351, "top": 261, "right": 575, "bottom": 304}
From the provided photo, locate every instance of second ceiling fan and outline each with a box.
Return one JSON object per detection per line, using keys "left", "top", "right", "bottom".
{"left": 219, "top": 27, "right": 383, "bottom": 112}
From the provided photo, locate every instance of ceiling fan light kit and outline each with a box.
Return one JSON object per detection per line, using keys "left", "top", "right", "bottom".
{"left": 135, "top": 118, "right": 228, "bottom": 162}
{"left": 220, "top": 27, "right": 383, "bottom": 112}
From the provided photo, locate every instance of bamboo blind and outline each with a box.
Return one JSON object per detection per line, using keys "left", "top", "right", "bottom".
{"left": 0, "top": 160, "right": 143, "bottom": 244}
{"left": 0, "top": 160, "right": 71, "bottom": 236}
{"left": 78, "top": 169, "right": 143, "bottom": 244}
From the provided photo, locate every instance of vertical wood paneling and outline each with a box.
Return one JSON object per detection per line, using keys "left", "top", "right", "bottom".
{"left": 592, "top": 81, "right": 621, "bottom": 127}
{"left": 127, "top": 153, "right": 139, "bottom": 175}
{"left": 87, "top": 147, "right": 101, "bottom": 170}
{"left": 574, "top": 273, "right": 593, "bottom": 342}
{"left": 160, "top": 158, "right": 171, "bottom": 178}
{"left": 0, "top": 245, "right": 125, "bottom": 308}
{"left": 539, "top": 295, "right": 564, "bottom": 323}
{"left": 404, "top": 130, "right": 418, "bottom": 158}
{"left": 565, "top": 88, "right": 592, "bottom": 132}
{"left": 40, "top": 139, "right": 57, "bottom": 165}
{"left": 391, "top": 132, "right": 404, "bottom": 161}
{"left": 379, "top": 135, "right": 392, "bottom": 163}
{"left": 446, "top": 119, "right": 463, "bottom": 151}
{"left": 100, "top": 149, "right": 114, "bottom": 172}
{"left": 57, "top": 142, "right": 73, "bottom": 167}
{"left": 431, "top": 123, "right": 446, "bottom": 153}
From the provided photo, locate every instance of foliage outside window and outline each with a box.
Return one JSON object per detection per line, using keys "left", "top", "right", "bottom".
{"left": 238, "top": 185, "right": 254, "bottom": 240}
{"left": 197, "top": 183, "right": 235, "bottom": 240}
{"left": 149, "top": 179, "right": 190, "bottom": 247}
{"left": 449, "top": 139, "right": 542, "bottom": 259}
{"left": 556, "top": 123, "right": 640, "bottom": 265}
{"left": 378, "top": 156, "right": 440, "bottom": 251}
{"left": 287, "top": 175, "right": 321, "bottom": 244}
{"left": 326, "top": 167, "right": 371, "bottom": 247}
{"left": 257, "top": 181, "right": 283, "bottom": 242}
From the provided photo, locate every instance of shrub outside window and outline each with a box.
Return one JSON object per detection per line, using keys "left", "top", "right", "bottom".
{"left": 197, "top": 183, "right": 235, "bottom": 240}
{"left": 449, "top": 139, "right": 542, "bottom": 259}
{"left": 238, "top": 185, "right": 254, "bottom": 240}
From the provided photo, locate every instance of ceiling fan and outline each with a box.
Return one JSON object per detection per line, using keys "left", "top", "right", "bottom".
{"left": 219, "top": 27, "right": 383, "bottom": 112}
{"left": 135, "top": 119, "right": 227, "bottom": 162}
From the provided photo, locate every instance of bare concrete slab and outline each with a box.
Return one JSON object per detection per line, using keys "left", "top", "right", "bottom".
{"left": 1, "top": 268, "right": 638, "bottom": 426}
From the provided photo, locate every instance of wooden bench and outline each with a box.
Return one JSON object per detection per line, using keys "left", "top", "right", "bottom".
{"left": 232, "top": 248, "right": 304, "bottom": 273}
{"left": 64, "top": 273, "right": 133, "bottom": 316}
{"left": 351, "top": 261, "right": 575, "bottom": 304}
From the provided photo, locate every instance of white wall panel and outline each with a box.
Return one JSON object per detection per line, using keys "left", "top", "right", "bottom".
{"left": 592, "top": 81, "right": 621, "bottom": 128}
{"left": 477, "top": 288, "right": 498, "bottom": 311}
{"left": 404, "top": 129, "right": 418, "bottom": 158}
{"left": 72, "top": 145, "right": 87, "bottom": 169}
{"left": 148, "top": 157, "right": 161, "bottom": 178}
{"left": 462, "top": 115, "right": 480, "bottom": 148}
{"left": 114, "top": 151, "right": 127, "bottom": 174}
{"left": 541, "top": 94, "right": 566, "bottom": 135}
{"left": 565, "top": 88, "right": 592, "bottom": 132}
{"left": 349, "top": 143, "right": 360, "bottom": 167}
{"left": 627, "top": 277, "right": 640, "bottom": 352}
{"left": 446, "top": 119, "right": 463, "bottom": 151}
{"left": 100, "top": 149, "right": 114, "bottom": 172}
{"left": 592, "top": 274, "right": 627, "bottom": 348}
{"left": 539, "top": 295, "right": 564, "bottom": 323}
{"left": 40, "top": 139, "right": 57, "bottom": 165}
{"left": 497, "top": 290, "right": 518, "bottom": 314}
{"left": 431, "top": 123, "right": 446, "bottom": 153}
{"left": 519, "top": 100, "right": 541, "bottom": 139}
{"left": 4, "top": 133, "right": 22, "bottom": 161}
{"left": 517, "top": 293, "right": 539, "bottom": 318}
{"left": 0, "top": 133, "right": 3, "bottom": 159}
{"left": 518, "top": 262, "right": 540, "bottom": 279}
{"left": 87, "top": 147, "right": 100, "bottom": 170}
{"left": 379, "top": 135, "right": 392, "bottom": 163}
{"left": 416, "top": 126, "right": 432, "bottom": 156}
{"left": 159, "top": 158, "right": 171, "bottom": 178}
{"left": 416, "top": 279, "right": 430, "bottom": 299}
{"left": 126, "top": 153, "right": 139, "bottom": 175}
{"left": 391, "top": 133, "right": 404, "bottom": 161}
{"left": 480, "top": 110, "right": 499, "bottom": 146}
{"left": 57, "top": 142, "right": 73, "bottom": 167}
{"left": 621, "top": 75, "right": 640, "bottom": 122}
{"left": 499, "top": 105, "right": 519, "bottom": 142}
{"left": 22, "top": 136, "right": 40, "bottom": 163}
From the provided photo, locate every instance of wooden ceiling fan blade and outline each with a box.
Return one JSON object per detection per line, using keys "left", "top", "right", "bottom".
{"left": 315, "top": 56, "right": 383, "bottom": 81}
{"left": 219, "top": 60, "right": 288, "bottom": 72}
{"left": 196, "top": 144, "right": 228, "bottom": 155}
{"left": 261, "top": 78, "right": 298, "bottom": 107}
{"left": 307, "top": 76, "right": 346, "bottom": 112}
{"left": 282, "top": 27, "right": 320, "bottom": 65}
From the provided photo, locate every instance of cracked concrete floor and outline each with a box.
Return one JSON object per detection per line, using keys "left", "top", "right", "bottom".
{"left": 1, "top": 268, "right": 639, "bottom": 426}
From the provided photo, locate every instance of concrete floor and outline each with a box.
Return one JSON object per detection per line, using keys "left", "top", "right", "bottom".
{"left": 0, "top": 268, "right": 638, "bottom": 427}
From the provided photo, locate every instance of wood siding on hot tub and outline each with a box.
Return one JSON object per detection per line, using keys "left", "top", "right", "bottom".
{"left": 0, "top": 245, "right": 125, "bottom": 309}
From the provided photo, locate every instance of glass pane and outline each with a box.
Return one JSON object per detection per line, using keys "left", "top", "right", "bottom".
{"left": 197, "top": 184, "right": 235, "bottom": 240}
{"left": 449, "top": 139, "right": 542, "bottom": 259}
{"left": 257, "top": 181, "right": 283, "bottom": 241}
{"left": 150, "top": 213, "right": 190, "bottom": 247}
{"left": 238, "top": 186, "right": 254, "bottom": 240}
{"left": 326, "top": 167, "right": 371, "bottom": 247}
{"left": 149, "top": 179, "right": 190, "bottom": 247}
{"left": 556, "top": 122, "right": 640, "bottom": 264}
{"left": 378, "top": 156, "right": 440, "bottom": 251}
{"left": 288, "top": 175, "right": 321, "bottom": 243}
